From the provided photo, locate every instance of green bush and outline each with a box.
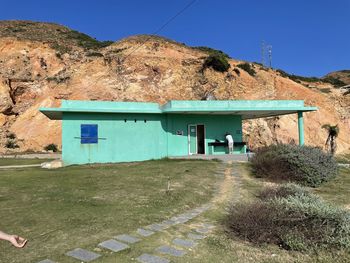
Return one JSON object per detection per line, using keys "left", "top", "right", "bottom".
{"left": 193, "top": 46, "right": 230, "bottom": 58}
{"left": 258, "top": 183, "right": 310, "bottom": 200}
{"left": 5, "top": 139, "right": 19, "bottom": 149}
{"left": 320, "top": 88, "right": 331, "bottom": 93}
{"left": 276, "top": 69, "right": 347, "bottom": 88}
{"left": 64, "top": 30, "right": 113, "bottom": 50}
{"left": 44, "top": 143, "right": 58, "bottom": 152}
{"left": 203, "top": 54, "right": 230, "bottom": 72}
{"left": 276, "top": 69, "right": 320, "bottom": 83}
{"left": 237, "top": 63, "right": 256, "bottom": 76}
{"left": 251, "top": 144, "right": 338, "bottom": 187}
{"left": 322, "top": 76, "right": 346, "bottom": 88}
{"left": 6, "top": 132, "right": 16, "bottom": 139}
{"left": 228, "top": 185, "right": 350, "bottom": 251}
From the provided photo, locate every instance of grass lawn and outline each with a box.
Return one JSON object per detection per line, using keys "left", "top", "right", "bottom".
{"left": 1, "top": 159, "right": 349, "bottom": 263}
{"left": 184, "top": 163, "right": 350, "bottom": 263}
{"left": 0, "top": 159, "right": 220, "bottom": 263}
{"left": 0, "top": 158, "right": 53, "bottom": 166}
{"left": 336, "top": 153, "right": 350, "bottom": 164}
{"left": 314, "top": 167, "right": 350, "bottom": 207}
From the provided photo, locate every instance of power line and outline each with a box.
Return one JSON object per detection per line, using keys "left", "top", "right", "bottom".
{"left": 43, "top": 0, "right": 198, "bottom": 101}
{"left": 85, "top": 0, "right": 198, "bottom": 90}
{"left": 122, "top": 0, "right": 198, "bottom": 60}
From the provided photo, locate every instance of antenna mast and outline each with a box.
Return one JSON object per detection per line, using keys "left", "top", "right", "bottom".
{"left": 261, "top": 41, "right": 273, "bottom": 68}
{"left": 267, "top": 45, "right": 272, "bottom": 68}
{"left": 261, "top": 41, "right": 266, "bottom": 67}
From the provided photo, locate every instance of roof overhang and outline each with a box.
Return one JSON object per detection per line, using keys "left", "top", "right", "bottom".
{"left": 39, "top": 100, "right": 317, "bottom": 120}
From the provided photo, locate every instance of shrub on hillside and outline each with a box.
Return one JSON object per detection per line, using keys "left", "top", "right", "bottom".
{"left": 5, "top": 139, "right": 19, "bottom": 149}
{"left": 228, "top": 185, "right": 350, "bottom": 251}
{"left": 237, "top": 63, "right": 256, "bottom": 76}
{"left": 251, "top": 144, "right": 337, "bottom": 187}
{"left": 203, "top": 54, "right": 230, "bottom": 72}
{"left": 193, "top": 46, "right": 230, "bottom": 58}
{"left": 6, "top": 132, "right": 16, "bottom": 139}
{"left": 322, "top": 76, "right": 347, "bottom": 88}
{"left": 44, "top": 143, "right": 58, "bottom": 152}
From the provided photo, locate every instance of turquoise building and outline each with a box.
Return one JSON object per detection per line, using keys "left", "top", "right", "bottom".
{"left": 40, "top": 100, "right": 317, "bottom": 165}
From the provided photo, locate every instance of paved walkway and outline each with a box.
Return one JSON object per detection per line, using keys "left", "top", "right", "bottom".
{"left": 170, "top": 153, "right": 254, "bottom": 162}
{"left": 0, "top": 153, "right": 61, "bottom": 159}
{"left": 0, "top": 164, "right": 42, "bottom": 169}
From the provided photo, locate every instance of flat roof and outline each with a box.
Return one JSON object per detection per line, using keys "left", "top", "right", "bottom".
{"left": 40, "top": 100, "right": 317, "bottom": 120}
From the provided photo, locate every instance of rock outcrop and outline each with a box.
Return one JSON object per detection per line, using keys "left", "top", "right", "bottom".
{"left": 0, "top": 21, "right": 349, "bottom": 154}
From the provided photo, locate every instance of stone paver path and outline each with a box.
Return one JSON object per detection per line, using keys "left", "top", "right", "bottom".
{"left": 37, "top": 260, "right": 55, "bottom": 263}
{"left": 172, "top": 238, "right": 197, "bottom": 248}
{"left": 137, "top": 228, "right": 155, "bottom": 237}
{"left": 115, "top": 234, "right": 141, "bottom": 244}
{"left": 65, "top": 248, "right": 101, "bottom": 262}
{"left": 137, "top": 253, "right": 170, "bottom": 263}
{"left": 156, "top": 245, "right": 186, "bottom": 257}
{"left": 146, "top": 223, "right": 166, "bottom": 231}
{"left": 98, "top": 239, "right": 129, "bottom": 252}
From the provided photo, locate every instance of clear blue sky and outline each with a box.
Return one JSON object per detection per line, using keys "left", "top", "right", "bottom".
{"left": 1, "top": 0, "right": 349, "bottom": 77}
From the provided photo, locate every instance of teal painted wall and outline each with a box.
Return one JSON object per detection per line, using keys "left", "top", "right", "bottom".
{"left": 62, "top": 113, "right": 244, "bottom": 165}
{"left": 166, "top": 114, "right": 243, "bottom": 156}
{"left": 62, "top": 113, "right": 167, "bottom": 165}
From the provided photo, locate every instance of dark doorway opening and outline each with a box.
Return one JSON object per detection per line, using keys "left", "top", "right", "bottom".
{"left": 197, "top": 124, "right": 205, "bottom": 154}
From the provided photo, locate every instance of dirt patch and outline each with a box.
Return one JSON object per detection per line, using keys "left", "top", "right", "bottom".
{"left": 212, "top": 163, "right": 235, "bottom": 205}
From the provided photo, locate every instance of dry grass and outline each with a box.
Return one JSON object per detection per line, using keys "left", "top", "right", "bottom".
{"left": 0, "top": 159, "right": 219, "bottom": 263}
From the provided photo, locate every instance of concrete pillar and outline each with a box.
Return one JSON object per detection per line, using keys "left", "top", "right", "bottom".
{"left": 298, "top": 111, "right": 304, "bottom": 146}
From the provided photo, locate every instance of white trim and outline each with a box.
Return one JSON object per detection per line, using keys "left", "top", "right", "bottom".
{"left": 188, "top": 124, "right": 197, "bottom": 155}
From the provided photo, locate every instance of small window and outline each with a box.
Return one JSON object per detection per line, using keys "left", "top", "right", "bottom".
{"left": 81, "top": 124, "right": 98, "bottom": 144}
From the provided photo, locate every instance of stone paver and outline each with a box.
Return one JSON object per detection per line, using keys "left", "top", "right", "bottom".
{"left": 137, "top": 228, "right": 155, "bottom": 237}
{"left": 172, "top": 238, "right": 197, "bottom": 248}
{"left": 65, "top": 248, "right": 101, "bottom": 262}
{"left": 146, "top": 223, "right": 165, "bottom": 231}
{"left": 98, "top": 239, "right": 129, "bottom": 252}
{"left": 188, "top": 233, "right": 206, "bottom": 240}
{"left": 156, "top": 245, "right": 186, "bottom": 257}
{"left": 136, "top": 253, "right": 170, "bottom": 263}
{"left": 162, "top": 219, "right": 176, "bottom": 226}
{"left": 115, "top": 234, "right": 141, "bottom": 244}
{"left": 195, "top": 227, "right": 210, "bottom": 234}
{"left": 37, "top": 260, "right": 55, "bottom": 263}
{"left": 171, "top": 216, "right": 189, "bottom": 224}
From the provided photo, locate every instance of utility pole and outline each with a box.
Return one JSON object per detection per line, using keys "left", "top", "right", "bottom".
{"left": 267, "top": 45, "right": 272, "bottom": 68}
{"left": 261, "top": 42, "right": 273, "bottom": 68}
{"left": 261, "top": 41, "right": 266, "bottom": 67}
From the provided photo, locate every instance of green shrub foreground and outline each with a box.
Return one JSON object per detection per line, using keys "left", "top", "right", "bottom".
{"left": 251, "top": 144, "right": 338, "bottom": 187}
{"left": 228, "top": 184, "right": 350, "bottom": 251}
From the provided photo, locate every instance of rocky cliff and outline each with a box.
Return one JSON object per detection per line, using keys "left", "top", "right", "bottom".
{"left": 0, "top": 21, "right": 349, "bottom": 153}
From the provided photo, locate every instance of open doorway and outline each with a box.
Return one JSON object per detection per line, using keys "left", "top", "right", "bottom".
{"left": 188, "top": 124, "right": 205, "bottom": 155}
{"left": 197, "top": 124, "right": 205, "bottom": 154}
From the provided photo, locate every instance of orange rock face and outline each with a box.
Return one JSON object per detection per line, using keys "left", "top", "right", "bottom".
{"left": 0, "top": 23, "right": 349, "bottom": 154}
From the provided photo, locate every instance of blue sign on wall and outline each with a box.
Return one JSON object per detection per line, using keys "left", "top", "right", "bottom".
{"left": 81, "top": 124, "right": 98, "bottom": 144}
